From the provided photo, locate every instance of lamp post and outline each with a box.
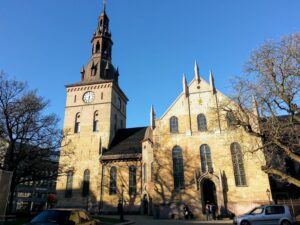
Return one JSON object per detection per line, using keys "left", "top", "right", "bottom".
{"left": 118, "top": 184, "right": 125, "bottom": 222}
{"left": 266, "top": 189, "right": 271, "bottom": 204}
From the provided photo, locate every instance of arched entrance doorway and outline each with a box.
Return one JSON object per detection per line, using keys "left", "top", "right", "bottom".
{"left": 203, "top": 179, "right": 217, "bottom": 204}
{"left": 202, "top": 179, "right": 217, "bottom": 214}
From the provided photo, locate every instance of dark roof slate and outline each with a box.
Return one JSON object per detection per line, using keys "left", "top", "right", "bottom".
{"left": 103, "top": 127, "right": 148, "bottom": 156}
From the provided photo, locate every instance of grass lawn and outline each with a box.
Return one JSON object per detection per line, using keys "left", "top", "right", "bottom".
{"left": 92, "top": 216, "right": 122, "bottom": 224}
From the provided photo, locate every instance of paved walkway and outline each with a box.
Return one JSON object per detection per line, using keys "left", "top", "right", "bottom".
{"left": 100, "top": 215, "right": 233, "bottom": 225}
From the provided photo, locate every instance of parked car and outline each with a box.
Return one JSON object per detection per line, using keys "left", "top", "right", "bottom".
{"left": 24, "top": 208, "right": 97, "bottom": 225}
{"left": 233, "top": 205, "right": 295, "bottom": 225}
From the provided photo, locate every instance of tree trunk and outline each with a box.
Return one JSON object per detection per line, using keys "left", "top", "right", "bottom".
{"left": 6, "top": 171, "right": 16, "bottom": 215}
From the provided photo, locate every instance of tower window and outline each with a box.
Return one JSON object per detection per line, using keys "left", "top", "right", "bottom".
{"left": 101, "top": 92, "right": 103, "bottom": 100}
{"left": 95, "top": 41, "right": 100, "bottom": 53}
{"left": 197, "top": 114, "right": 207, "bottom": 131}
{"left": 118, "top": 97, "right": 121, "bottom": 110}
{"left": 65, "top": 171, "right": 73, "bottom": 198}
{"left": 109, "top": 167, "right": 117, "bottom": 195}
{"left": 170, "top": 116, "right": 179, "bottom": 133}
{"left": 114, "top": 114, "right": 117, "bottom": 132}
{"left": 74, "top": 95, "right": 77, "bottom": 103}
{"left": 200, "top": 144, "right": 213, "bottom": 173}
{"left": 82, "top": 169, "right": 90, "bottom": 197}
{"left": 93, "top": 111, "right": 99, "bottom": 132}
{"left": 129, "top": 165, "right": 137, "bottom": 196}
{"left": 91, "top": 63, "right": 97, "bottom": 76}
{"left": 231, "top": 142, "right": 246, "bottom": 186}
{"left": 172, "top": 146, "right": 184, "bottom": 190}
{"left": 74, "top": 113, "right": 81, "bottom": 133}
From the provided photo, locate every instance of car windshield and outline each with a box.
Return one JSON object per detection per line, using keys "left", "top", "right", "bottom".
{"left": 31, "top": 210, "right": 71, "bottom": 225}
{"left": 249, "top": 207, "right": 264, "bottom": 215}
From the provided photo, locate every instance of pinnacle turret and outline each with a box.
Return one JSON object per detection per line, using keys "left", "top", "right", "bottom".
{"left": 209, "top": 70, "right": 216, "bottom": 94}
{"left": 194, "top": 60, "right": 200, "bottom": 84}
{"left": 150, "top": 105, "right": 155, "bottom": 129}
{"left": 182, "top": 73, "right": 189, "bottom": 97}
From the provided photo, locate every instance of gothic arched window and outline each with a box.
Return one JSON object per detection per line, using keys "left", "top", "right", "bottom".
{"left": 151, "top": 162, "right": 154, "bottom": 182}
{"left": 74, "top": 113, "right": 80, "bottom": 133}
{"left": 197, "top": 114, "right": 207, "bottom": 131}
{"left": 65, "top": 171, "right": 73, "bottom": 198}
{"left": 226, "top": 111, "right": 237, "bottom": 128}
{"left": 93, "top": 111, "right": 99, "bottom": 132}
{"left": 170, "top": 116, "right": 179, "bottom": 133}
{"left": 230, "top": 142, "right": 246, "bottom": 186}
{"left": 200, "top": 144, "right": 213, "bottom": 173}
{"left": 172, "top": 146, "right": 184, "bottom": 190}
{"left": 82, "top": 169, "right": 90, "bottom": 197}
{"left": 109, "top": 167, "right": 117, "bottom": 195}
{"left": 129, "top": 165, "right": 137, "bottom": 196}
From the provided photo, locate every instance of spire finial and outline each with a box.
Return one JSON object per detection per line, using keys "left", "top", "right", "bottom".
{"left": 103, "top": 0, "right": 107, "bottom": 12}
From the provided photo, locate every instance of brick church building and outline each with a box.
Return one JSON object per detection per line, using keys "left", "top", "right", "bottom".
{"left": 56, "top": 3, "right": 271, "bottom": 219}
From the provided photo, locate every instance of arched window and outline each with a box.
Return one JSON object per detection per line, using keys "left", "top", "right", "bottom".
{"left": 93, "top": 111, "right": 99, "bottom": 132}
{"left": 172, "top": 146, "right": 184, "bottom": 189}
{"left": 143, "top": 163, "right": 147, "bottom": 183}
{"left": 109, "top": 167, "right": 117, "bottom": 195}
{"left": 129, "top": 165, "right": 137, "bottom": 196}
{"left": 197, "top": 114, "right": 207, "bottom": 131}
{"left": 74, "top": 113, "right": 80, "bottom": 133}
{"left": 82, "top": 169, "right": 90, "bottom": 197}
{"left": 95, "top": 41, "right": 100, "bottom": 53}
{"left": 226, "top": 111, "right": 237, "bottom": 128}
{"left": 65, "top": 171, "right": 73, "bottom": 198}
{"left": 170, "top": 116, "right": 179, "bottom": 133}
{"left": 200, "top": 144, "right": 213, "bottom": 173}
{"left": 231, "top": 142, "right": 246, "bottom": 186}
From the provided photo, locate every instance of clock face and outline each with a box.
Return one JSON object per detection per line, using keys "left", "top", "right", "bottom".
{"left": 83, "top": 91, "right": 95, "bottom": 103}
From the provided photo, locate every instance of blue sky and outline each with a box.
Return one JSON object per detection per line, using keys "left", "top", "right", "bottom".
{"left": 0, "top": 0, "right": 299, "bottom": 128}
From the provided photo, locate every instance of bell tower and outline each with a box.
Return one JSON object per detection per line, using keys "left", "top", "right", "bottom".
{"left": 56, "top": 2, "right": 127, "bottom": 209}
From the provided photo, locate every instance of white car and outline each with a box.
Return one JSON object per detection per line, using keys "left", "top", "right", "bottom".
{"left": 233, "top": 205, "right": 295, "bottom": 225}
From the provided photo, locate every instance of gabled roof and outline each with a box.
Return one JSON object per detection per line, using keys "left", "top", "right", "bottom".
{"left": 101, "top": 127, "right": 148, "bottom": 160}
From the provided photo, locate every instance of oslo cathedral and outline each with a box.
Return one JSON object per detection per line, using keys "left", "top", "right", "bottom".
{"left": 56, "top": 3, "right": 271, "bottom": 219}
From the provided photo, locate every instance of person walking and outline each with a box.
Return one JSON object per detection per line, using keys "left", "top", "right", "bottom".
{"left": 211, "top": 203, "right": 216, "bottom": 220}
{"left": 205, "top": 202, "right": 210, "bottom": 221}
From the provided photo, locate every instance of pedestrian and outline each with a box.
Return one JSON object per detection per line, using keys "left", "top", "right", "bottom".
{"left": 117, "top": 200, "right": 124, "bottom": 222}
{"left": 184, "top": 205, "right": 190, "bottom": 220}
{"left": 205, "top": 202, "right": 210, "bottom": 221}
{"left": 211, "top": 203, "right": 216, "bottom": 220}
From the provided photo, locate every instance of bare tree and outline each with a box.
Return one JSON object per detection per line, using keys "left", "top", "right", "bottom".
{"left": 220, "top": 33, "right": 300, "bottom": 186}
{"left": 0, "top": 72, "right": 69, "bottom": 214}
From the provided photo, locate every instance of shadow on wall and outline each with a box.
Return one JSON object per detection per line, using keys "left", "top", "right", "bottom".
{"left": 54, "top": 187, "right": 141, "bottom": 215}
{"left": 55, "top": 188, "right": 98, "bottom": 213}
{"left": 150, "top": 144, "right": 239, "bottom": 220}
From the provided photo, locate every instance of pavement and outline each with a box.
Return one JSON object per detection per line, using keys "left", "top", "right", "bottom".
{"left": 100, "top": 215, "right": 233, "bottom": 225}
